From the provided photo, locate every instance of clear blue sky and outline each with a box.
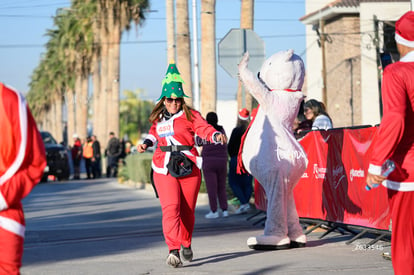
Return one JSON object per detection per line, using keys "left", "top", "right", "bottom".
{"left": 0, "top": 0, "right": 306, "bottom": 102}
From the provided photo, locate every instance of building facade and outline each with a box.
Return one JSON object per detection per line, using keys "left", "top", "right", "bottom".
{"left": 301, "top": 0, "right": 411, "bottom": 127}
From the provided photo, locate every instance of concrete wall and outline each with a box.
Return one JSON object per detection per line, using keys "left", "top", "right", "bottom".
{"left": 325, "top": 15, "right": 362, "bottom": 127}
{"left": 216, "top": 99, "right": 238, "bottom": 136}
{"left": 304, "top": 24, "right": 324, "bottom": 101}
{"left": 359, "top": 2, "right": 410, "bottom": 125}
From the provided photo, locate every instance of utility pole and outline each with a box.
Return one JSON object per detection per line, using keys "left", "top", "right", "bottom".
{"left": 166, "top": 0, "right": 175, "bottom": 62}
{"left": 239, "top": 0, "right": 254, "bottom": 112}
{"left": 192, "top": 0, "right": 200, "bottom": 111}
{"left": 320, "top": 18, "right": 328, "bottom": 109}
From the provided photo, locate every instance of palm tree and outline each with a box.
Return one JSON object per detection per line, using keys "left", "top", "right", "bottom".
{"left": 200, "top": 0, "right": 217, "bottom": 116}
{"left": 176, "top": 0, "right": 193, "bottom": 107}
{"left": 95, "top": 0, "right": 149, "bottom": 147}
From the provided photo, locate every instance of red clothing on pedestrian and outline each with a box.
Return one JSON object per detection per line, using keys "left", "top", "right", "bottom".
{"left": 146, "top": 109, "right": 219, "bottom": 252}
{"left": 153, "top": 169, "right": 201, "bottom": 250}
{"left": 368, "top": 51, "right": 414, "bottom": 275}
{"left": 146, "top": 110, "right": 219, "bottom": 174}
{"left": 368, "top": 54, "right": 414, "bottom": 189}
{"left": 0, "top": 83, "right": 47, "bottom": 274}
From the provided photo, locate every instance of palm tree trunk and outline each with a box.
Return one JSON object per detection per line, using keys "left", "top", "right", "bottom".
{"left": 200, "top": 0, "right": 216, "bottom": 116}
{"left": 79, "top": 73, "right": 89, "bottom": 139}
{"left": 66, "top": 88, "right": 76, "bottom": 142}
{"left": 108, "top": 27, "right": 121, "bottom": 137}
{"left": 99, "top": 15, "right": 109, "bottom": 152}
{"left": 240, "top": 0, "right": 254, "bottom": 112}
{"left": 55, "top": 93, "right": 64, "bottom": 143}
{"left": 74, "top": 73, "right": 82, "bottom": 138}
{"left": 176, "top": 0, "right": 193, "bottom": 107}
{"left": 166, "top": 0, "right": 175, "bottom": 62}
{"left": 92, "top": 52, "right": 101, "bottom": 137}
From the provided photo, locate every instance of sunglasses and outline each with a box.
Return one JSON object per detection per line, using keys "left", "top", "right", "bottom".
{"left": 165, "top": 98, "right": 182, "bottom": 104}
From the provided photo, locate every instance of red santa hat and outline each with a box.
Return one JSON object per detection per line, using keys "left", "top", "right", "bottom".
{"left": 395, "top": 11, "right": 414, "bottom": 48}
{"left": 238, "top": 108, "right": 250, "bottom": 120}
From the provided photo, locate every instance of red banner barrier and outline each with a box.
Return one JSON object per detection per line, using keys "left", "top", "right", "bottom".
{"left": 254, "top": 126, "right": 392, "bottom": 230}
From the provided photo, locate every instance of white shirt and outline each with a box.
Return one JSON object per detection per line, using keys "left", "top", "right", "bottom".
{"left": 312, "top": 114, "right": 332, "bottom": 130}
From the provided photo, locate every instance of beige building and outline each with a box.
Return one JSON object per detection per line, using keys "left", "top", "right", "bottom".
{"left": 301, "top": 0, "right": 411, "bottom": 127}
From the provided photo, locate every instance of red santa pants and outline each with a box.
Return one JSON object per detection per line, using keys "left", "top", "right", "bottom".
{"left": 0, "top": 228, "right": 23, "bottom": 275}
{"left": 154, "top": 168, "right": 201, "bottom": 251}
{"left": 388, "top": 189, "right": 414, "bottom": 275}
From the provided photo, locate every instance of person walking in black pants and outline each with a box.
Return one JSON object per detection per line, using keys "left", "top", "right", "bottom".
{"left": 105, "top": 132, "right": 122, "bottom": 178}
{"left": 91, "top": 135, "right": 101, "bottom": 178}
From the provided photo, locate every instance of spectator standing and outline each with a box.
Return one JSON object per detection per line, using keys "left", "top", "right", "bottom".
{"left": 0, "top": 83, "right": 46, "bottom": 274}
{"left": 136, "top": 62, "right": 227, "bottom": 268}
{"left": 228, "top": 108, "right": 253, "bottom": 214}
{"left": 303, "top": 99, "right": 333, "bottom": 130}
{"left": 366, "top": 11, "right": 414, "bottom": 275}
{"left": 105, "top": 132, "right": 122, "bottom": 178}
{"left": 82, "top": 136, "right": 94, "bottom": 179}
{"left": 91, "top": 135, "right": 101, "bottom": 178}
{"left": 201, "top": 112, "right": 229, "bottom": 219}
{"left": 71, "top": 134, "right": 83, "bottom": 180}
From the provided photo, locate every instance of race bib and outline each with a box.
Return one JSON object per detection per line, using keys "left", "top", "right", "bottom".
{"left": 157, "top": 119, "right": 175, "bottom": 137}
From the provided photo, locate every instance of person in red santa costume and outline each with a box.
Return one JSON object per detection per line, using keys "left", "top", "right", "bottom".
{"left": 0, "top": 83, "right": 46, "bottom": 275}
{"left": 366, "top": 11, "right": 414, "bottom": 275}
{"left": 136, "top": 62, "right": 227, "bottom": 268}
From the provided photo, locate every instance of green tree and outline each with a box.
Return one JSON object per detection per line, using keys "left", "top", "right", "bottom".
{"left": 119, "top": 89, "right": 154, "bottom": 144}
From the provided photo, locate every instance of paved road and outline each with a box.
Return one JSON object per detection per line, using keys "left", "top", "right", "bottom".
{"left": 21, "top": 178, "right": 394, "bottom": 275}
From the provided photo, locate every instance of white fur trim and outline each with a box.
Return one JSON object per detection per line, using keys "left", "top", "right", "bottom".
{"left": 400, "top": 51, "right": 414, "bottom": 62}
{"left": 0, "top": 193, "right": 7, "bottom": 211}
{"left": 368, "top": 163, "right": 382, "bottom": 176}
{"left": 0, "top": 85, "right": 28, "bottom": 186}
{"left": 0, "top": 216, "right": 25, "bottom": 238}
{"left": 382, "top": 180, "right": 414, "bottom": 192}
{"left": 145, "top": 134, "right": 157, "bottom": 144}
{"left": 395, "top": 33, "right": 414, "bottom": 48}
{"left": 151, "top": 161, "right": 168, "bottom": 175}
{"left": 238, "top": 114, "right": 249, "bottom": 120}
{"left": 196, "top": 156, "right": 203, "bottom": 169}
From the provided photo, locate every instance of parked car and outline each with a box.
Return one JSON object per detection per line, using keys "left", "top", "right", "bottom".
{"left": 40, "top": 131, "right": 70, "bottom": 182}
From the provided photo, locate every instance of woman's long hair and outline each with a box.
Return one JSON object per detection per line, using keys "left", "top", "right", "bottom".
{"left": 149, "top": 97, "right": 194, "bottom": 123}
{"left": 304, "top": 99, "right": 332, "bottom": 124}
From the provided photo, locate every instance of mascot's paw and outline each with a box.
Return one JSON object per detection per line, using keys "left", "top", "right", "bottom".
{"left": 238, "top": 51, "right": 249, "bottom": 71}
{"left": 247, "top": 235, "right": 290, "bottom": 250}
{"left": 289, "top": 234, "right": 307, "bottom": 248}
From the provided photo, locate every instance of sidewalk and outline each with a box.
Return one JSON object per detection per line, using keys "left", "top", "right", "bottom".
{"left": 21, "top": 179, "right": 394, "bottom": 275}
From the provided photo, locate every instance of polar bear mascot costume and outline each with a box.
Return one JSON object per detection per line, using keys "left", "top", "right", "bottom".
{"left": 238, "top": 50, "right": 308, "bottom": 250}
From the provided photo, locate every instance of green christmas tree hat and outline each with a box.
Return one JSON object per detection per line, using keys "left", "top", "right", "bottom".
{"left": 157, "top": 61, "right": 190, "bottom": 101}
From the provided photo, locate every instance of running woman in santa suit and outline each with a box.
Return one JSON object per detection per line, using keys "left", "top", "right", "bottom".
{"left": 366, "top": 11, "right": 414, "bottom": 275}
{"left": 0, "top": 83, "right": 47, "bottom": 275}
{"left": 136, "top": 62, "right": 226, "bottom": 268}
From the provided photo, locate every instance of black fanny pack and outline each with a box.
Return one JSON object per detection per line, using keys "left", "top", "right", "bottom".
{"left": 167, "top": 151, "right": 194, "bottom": 178}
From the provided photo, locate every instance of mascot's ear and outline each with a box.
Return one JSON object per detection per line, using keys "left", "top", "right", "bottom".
{"left": 284, "top": 49, "right": 294, "bottom": 62}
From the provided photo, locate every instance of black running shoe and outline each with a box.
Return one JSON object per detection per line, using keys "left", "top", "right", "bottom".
{"left": 181, "top": 245, "right": 193, "bottom": 262}
{"left": 166, "top": 249, "right": 182, "bottom": 268}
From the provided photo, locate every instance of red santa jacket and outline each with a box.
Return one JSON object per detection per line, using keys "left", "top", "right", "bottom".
{"left": 146, "top": 109, "right": 219, "bottom": 175}
{"left": 368, "top": 51, "right": 414, "bottom": 191}
{"left": 0, "top": 83, "right": 46, "bottom": 237}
